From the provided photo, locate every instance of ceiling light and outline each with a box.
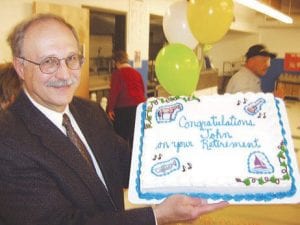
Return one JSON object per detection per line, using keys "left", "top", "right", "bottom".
{"left": 235, "top": 0, "right": 293, "bottom": 24}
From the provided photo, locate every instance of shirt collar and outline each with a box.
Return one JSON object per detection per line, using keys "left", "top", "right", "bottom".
{"left": 24, "top": 88, "right": 70, "bottom": 131}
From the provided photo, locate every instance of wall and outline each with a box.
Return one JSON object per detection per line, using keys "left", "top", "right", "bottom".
{"left": 0, "top": 0, "right": 150, "bottom": 90}
{"left": 231, "top": 4, "right": 258, "bottom": 33}
{"left": 0, "top": 0, "right": 32, "bottom": 62}
{"left": 0, "top": 0, "right": 136, "bottom": 62}
{"left": 148, "top": 0, "right": 175, "bottom": 16}
{"left": 207, "top": 26, "right": 300, "bottom": 76}
{"left": 1, "top": 0, "right": 300, "bottom": 80}
{"left": 207, "top": 31, "right": 258, "bottom": 75}
{"left": 205, "top": 3, "right": 300, "bottom": 76}
{"left": 259, "top": 27, "right": 300, "bottom": 58}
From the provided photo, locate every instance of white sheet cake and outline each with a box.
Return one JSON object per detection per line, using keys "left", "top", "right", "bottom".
{"left": 132, "top": 93, "right": 298, "bottom": 202}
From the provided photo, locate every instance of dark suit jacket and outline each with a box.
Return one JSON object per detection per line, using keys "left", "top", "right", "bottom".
{"left": 0, "top": 91, "right": 155, "bottom": 225}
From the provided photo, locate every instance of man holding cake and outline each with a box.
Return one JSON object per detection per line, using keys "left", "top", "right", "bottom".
{"left": 226, "top": 44, "right": 276, "bottom": 93}
{"left": 0, "top": 13, "right": 228, "bottom": 225}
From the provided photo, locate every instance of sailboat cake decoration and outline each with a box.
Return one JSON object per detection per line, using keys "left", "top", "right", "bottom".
{"left": 248, "top": 151, "right": 274, "bottom": 174}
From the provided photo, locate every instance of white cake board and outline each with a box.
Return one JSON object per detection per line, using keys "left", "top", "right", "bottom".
{"left": 128, "top": 99, "right": 300, "bottom": 205}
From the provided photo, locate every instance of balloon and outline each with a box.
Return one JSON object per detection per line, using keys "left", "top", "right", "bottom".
{"left": 187, "top": 0, "right": 234, "bottom": 44}
{"left": 163, "top": 0, "right": 198, "bottom": 49}
{"left": 195, "top": 44, "right": 213, "bottom": 62}
{"left": 155, "top": 44, "right": 201, "bottom": 96}
{"left": 203, "top": 44, "right": 213, "bottom": 54}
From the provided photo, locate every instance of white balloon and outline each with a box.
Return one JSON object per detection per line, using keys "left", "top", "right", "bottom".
{"left": 163, "top": 0, "right": 198, "bottom": 49}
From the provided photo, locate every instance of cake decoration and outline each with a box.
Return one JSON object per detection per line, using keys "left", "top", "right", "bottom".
{"left": 151, "top": 157, "right": 180, "bottom": 177}
{"left": 248, "top": 151, "right": 274, "bottom": 174}
{"left": 130, "top": 93, "right": 298, "bottom": 203}
{"left": 156, "top": 103, "right": 183, "bottom": 123}
{"left": 244, "top": 98, "right": 266, "bottom": 115}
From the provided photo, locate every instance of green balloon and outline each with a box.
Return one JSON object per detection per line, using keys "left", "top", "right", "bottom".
{"left": 155, "top": 43, "right": 201, "bottom": 96}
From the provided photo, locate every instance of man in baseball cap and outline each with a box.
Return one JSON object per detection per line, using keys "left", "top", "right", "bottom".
{"left": 226, "top": 44, "right": 277, "bottom": 94}
{"left": 245, "top": 44, "right": 277, "bottom": 60}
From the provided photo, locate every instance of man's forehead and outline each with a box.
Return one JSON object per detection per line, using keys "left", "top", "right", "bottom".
{"left": 22, "top": 20, "right": 78, "bottom": 57}
{"left": 23, "top": 19, "right": 77, "bottom": 47}
{"left": 26, "top": 19, "right": 70, "bottom": 35}
{"left": 250, "top": 55, "right": 271, "bottom": 62}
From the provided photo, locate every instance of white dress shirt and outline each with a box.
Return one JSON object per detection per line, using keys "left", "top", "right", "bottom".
{"left": 24, "top": 89, "right": 107, "bottom": 188}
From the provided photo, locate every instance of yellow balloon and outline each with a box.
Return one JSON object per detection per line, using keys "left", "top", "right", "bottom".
{"left": 187, "top": 0, "right": 234, "bottom": 44}
{"left": 203, "top": 44, "right": 213, "bottom": 54}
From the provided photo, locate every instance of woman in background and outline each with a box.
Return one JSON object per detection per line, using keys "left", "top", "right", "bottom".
{"left": 107, "top": 50, "right": 146, "bottom": 151}
{"left": 0, "top": 62, "right": 22, "bottom": 111}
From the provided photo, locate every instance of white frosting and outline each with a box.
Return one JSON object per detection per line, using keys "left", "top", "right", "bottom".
{"left": 138, "top": 93, "right": 293, "bottom": 198}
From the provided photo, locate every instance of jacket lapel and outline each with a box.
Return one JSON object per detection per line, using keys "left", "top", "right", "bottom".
{"left": 69, "top": 103, "right": 121, "bottom": 210}
{"left": 12, "top": 92, "right": 117, "bottom": 209}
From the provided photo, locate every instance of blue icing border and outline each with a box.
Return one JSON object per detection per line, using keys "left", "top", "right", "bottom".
{"left": 135, "top": 97, "right": 297, "bottom": 202}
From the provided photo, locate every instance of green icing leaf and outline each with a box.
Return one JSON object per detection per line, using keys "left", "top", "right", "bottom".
{"left": 281, "top": 145, "right": 287, "bottom": 152}
{"left": 258, "top": 177, "right": 265, "bottom": 185}
{"left": 280, "top": 162, "right": 287, "bottom": 167}
{"left": 283, "top": 174, "right": 290, "bottom": 180}
{"left": 277, "top": 151, "right": 285, "bottom": 159}
{"left": 243, "top": 179, "right": 251, "bottom": 186}
{"left": 270, "top": 176, "right": 276, "bottom": 183}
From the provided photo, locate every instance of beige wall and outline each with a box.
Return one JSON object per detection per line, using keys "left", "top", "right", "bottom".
{"left": 1, "top": 0, "right": 300, "bottom": 76}
{"left": 0, "top": 0, "right": 133, "bottom": 62}
{"left": 207, "top": 26, "right": 300, "bottom": 76}
{"left": 260, "top": 27, "right": 300, "bottom": 58}
{"left": 207, "top": 31, "right": 259, "bottom": 75}
{"left": 0, "top": 0, "right": 32, "bottom": 62}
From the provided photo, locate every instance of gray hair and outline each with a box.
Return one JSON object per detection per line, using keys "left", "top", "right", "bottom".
{"left": 7, "top": 13, "right": 80, "bottom": 57}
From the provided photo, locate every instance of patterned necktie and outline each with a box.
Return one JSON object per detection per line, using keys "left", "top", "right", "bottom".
{"left": 62, "top": 113, "right": 93, "bottom": 167}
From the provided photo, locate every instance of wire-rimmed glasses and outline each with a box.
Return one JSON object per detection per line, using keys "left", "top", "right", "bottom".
{"left": 17, "top": 54, "right": 85, "bottom": 74}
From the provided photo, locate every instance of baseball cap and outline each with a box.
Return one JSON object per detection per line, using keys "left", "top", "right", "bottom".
{"left": 245, "top": 44, "right": 277, "bottom": 60}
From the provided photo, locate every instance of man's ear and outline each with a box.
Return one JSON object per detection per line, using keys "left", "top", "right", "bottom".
{"left": 13, "top": 57, "right": 25, "bottom": 80}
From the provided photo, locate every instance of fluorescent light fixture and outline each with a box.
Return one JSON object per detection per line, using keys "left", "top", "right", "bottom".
{"left": 235, "top": 0, "right": 293, "bottom": 24}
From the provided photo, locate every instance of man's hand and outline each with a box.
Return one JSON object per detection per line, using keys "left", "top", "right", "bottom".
{"left": 108, "top": 111, "right": 115, "bottom": 121}
{"left": 153, "top": 194, "right": 229, "bottom": 225}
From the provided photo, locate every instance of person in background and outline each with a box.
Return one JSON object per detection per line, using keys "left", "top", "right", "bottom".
{"left": 107, "top": 50, "right": 146, "bottom": 150}
{"left": 226, "top": 44, "right": 276, "bottom": 94}
{"left": 0, "top": 62, "right": 22, "bottom": 111}
{"left": 261, "top": 58, "right": 283, "bottom": 93}
{"left": 0, "top": 13, "right": 228, "bottom": 225}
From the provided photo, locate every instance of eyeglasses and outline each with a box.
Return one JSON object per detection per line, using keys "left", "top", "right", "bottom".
{"left": 18, "top": 54, "right": 84, "bottom": 74}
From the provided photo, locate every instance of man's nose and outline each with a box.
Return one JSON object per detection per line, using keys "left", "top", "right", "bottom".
{"left": 55, "top": 60, "right": 71, "bottom": 79}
